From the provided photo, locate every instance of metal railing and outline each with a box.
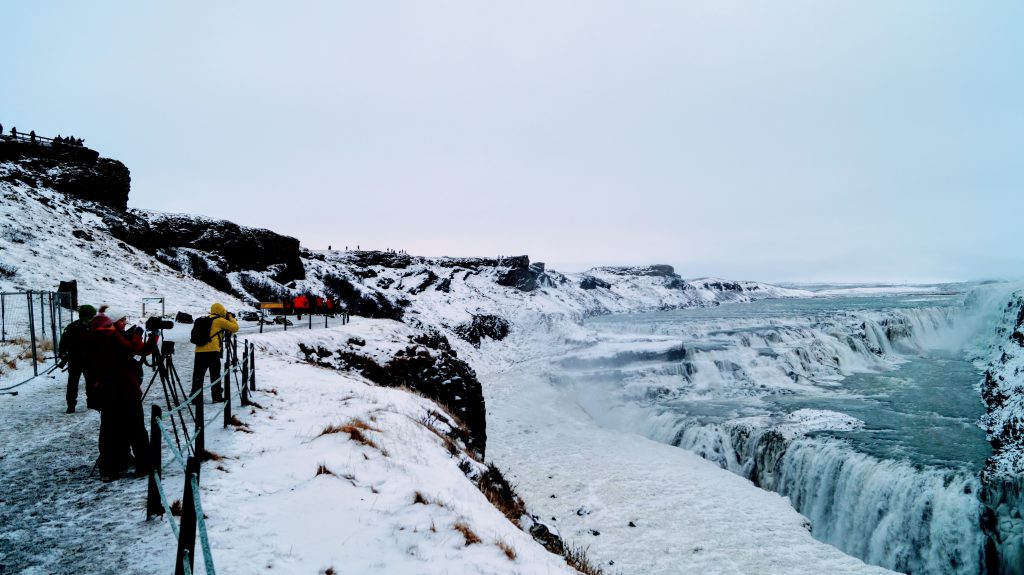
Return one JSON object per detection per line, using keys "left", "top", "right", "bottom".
{"left": 0, "top": 291, "right": 73, "bottom": 379}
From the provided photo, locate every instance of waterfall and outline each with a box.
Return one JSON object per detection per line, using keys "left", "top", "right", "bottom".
{"left": 572, "top": 285, "right": 1024, "bottom": 574}
{"left": 777, "top": 439, "right": 985, "bottom": 575}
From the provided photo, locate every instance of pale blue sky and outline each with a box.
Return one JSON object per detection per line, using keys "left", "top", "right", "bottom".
{"left": 3, "top": 1, "right": 1021, "bottom": 282}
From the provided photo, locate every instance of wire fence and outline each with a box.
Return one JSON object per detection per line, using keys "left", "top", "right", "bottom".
{"left": 0, "top": 291, "right": 74, "bottom": 381}
{"left": 145, "top": 333, "right": 259, "bottom": 575}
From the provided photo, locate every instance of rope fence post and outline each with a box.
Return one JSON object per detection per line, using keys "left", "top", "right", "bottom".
{"left": 193, "top": 382, "right": 204, "bottom": 457}
{"left": 174, "top": 456, "right": 201, "bottom": 575}
{"left": 147, "top": 404, "right": 164, "bottom": 519}
{"left": 223, "top": 352, "right": 232, "bottom": 428}
{"left": 27, "top": 291, "right": 38, "bottom": 376}
{"left": 240, "top": 341, "right": 250, "bottom": 406}
{"left": 249, "top": 345, "right": 256, "bottom": 391}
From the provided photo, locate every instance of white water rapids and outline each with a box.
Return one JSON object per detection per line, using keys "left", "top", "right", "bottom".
{"left": 545, "top": 284, "right": 1017, "bottom": 574}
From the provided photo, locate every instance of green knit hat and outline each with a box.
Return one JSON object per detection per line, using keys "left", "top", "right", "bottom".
{"left": 78, "top": 304, "right": 97, "bottom": 320}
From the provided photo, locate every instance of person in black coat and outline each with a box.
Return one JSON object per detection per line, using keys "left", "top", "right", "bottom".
{"left": 58, "top": 305, "right": 97, "bottom": 413}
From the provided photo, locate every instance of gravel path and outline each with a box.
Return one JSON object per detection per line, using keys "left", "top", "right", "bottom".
{"left": 0, "top": 344, "right": 200, "bottom": 575}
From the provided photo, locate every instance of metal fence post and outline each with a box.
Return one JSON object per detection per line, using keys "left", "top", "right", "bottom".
{"left": 147, "top": 405, "right": 163, "bottom": 519}
{"left": 49, "top": 292, "right": 58, "bottom": 363}
{"left": 174, "top": 456, "right": 200, "bottom": 575}
{"left": 1, "top": 292, "right": 6, "bottom": 341}
{"left": 308, "top": 313, "right": 312, "bottom": 330}
{"left": 27, "top": 291, "right": 38, "bottom": 376}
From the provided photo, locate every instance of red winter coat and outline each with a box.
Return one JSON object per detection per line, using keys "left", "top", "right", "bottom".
{"left": 84, "top": 322, "right": 145, "bottom": 401}
{"left": 293, "top": 295, "right": 309, "bottom": 310}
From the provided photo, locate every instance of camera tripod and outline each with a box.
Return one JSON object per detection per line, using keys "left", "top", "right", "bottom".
{"left": 141, "top": 336, "right": 194, "bottom": 453}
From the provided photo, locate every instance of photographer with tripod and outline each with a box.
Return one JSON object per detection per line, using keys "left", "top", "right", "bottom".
{"left": 85, "top": 307, "right": 151, "bottom": 482}
{"left": 191, "top": 303, "right": 239, "bottom": 403}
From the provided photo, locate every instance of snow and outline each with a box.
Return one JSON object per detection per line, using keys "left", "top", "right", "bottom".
{"left": 0, "top": 169, "right": 904, "bottom": 574}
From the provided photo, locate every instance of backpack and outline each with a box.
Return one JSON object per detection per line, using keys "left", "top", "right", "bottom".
{"left": 190, "top": 316, "right": 215, "bottom": 346}
{"left": 59, "top": 319, "right": 89, "bottom": 360}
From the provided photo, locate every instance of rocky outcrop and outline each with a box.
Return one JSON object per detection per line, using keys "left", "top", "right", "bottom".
{"left": 297, "top": 331, "right": 486, "bottom": 458}
{"left": 0, "top": 144, "right": 130, "bottom": 210}
{"left": 131, "top": 212, "right": 304, "bottom": 284}
{"left": 454, "top": 314, "right": 511, "bottom": 347}
{"left": 497, "top": 256, "right": 548, "bottom": 292}
{"left": 591, "top": 264, "right": 676, "bottom": 277}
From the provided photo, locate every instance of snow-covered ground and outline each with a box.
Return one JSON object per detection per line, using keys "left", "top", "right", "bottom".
{"left": 0, "top": 168, "right": 912, "bottom": 574}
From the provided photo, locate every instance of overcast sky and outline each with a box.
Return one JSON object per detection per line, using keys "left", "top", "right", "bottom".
{"left": 3, "top": 1, "right": 1021, "bottom": 282}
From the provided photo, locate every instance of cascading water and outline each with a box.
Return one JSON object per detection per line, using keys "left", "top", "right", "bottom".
{"left": 565, "top": 284, "right": 1021, "bottom": 575}
{"left": 776, "top": 440, "right": 984, "bottom": 574}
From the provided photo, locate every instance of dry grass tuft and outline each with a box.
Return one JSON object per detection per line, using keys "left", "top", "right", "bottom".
{"left": 496, "top": 539, "right": 518, "bottom": 561}
{"left": 321, "top": 568, "right": 336, "bottom": 575}
{"left": 412, "top": 491, "right": 430, "bottom": 505}
{"left": 39, "top": 340, "right": 54, "bottom": 352}
{"left": 562, "top": 545, "right": 609, "bottom": 575}
{"left": 170, "top": 499, "right": 182, "bottom": 516}
{"left": 319, "top": 418, "right": 381, "bottom": 451}
{"left": 200, "top": 449, "right": 225, "bottom": 462}
{"left": 315, "top": 463, "right": 335, "bottom": 476}
{"left": 452, "top": 520, "right": 482, "bottom": 546}
{"left": 476, "top": 463, "right": 527, "bottom": 525}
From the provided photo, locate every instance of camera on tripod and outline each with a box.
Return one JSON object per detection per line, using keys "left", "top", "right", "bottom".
{"left": 145, "top": 316, "right": 175, "bottom": 332}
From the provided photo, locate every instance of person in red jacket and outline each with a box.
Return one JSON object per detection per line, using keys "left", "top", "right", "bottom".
{"left": 292, "top": 294, "right": 309, "bottom": 320}
{"left": 85, "top": 310, "right": 151, "bottom": 482}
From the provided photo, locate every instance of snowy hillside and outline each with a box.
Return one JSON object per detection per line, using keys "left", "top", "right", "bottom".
{"left": 0, "top": 156, "right": 905, "bottom": 575}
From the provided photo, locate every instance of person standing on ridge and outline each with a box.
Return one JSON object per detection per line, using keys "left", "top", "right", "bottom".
{"left": 58, "top": 304, "right": 96, "bottom": 413}
{"left": 192, "top": 303, "right": 238, "bottom": 403}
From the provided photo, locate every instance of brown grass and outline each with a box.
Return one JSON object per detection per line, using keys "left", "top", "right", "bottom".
{"left": 475, "top": 464, "right": 527, "bottom": 525}
{"left": 39, "top": 340, "right": 54, "bottom": 352}
{"left": 319, "top": 419, "right": 381, "bottom": 451}
{"left": 170, "top": 499, "right": 182, "bottom": 516}
{"left": 496, "top": 539, "right": 517, "bottom": 561}
{"left": 562, "top": 545, "right": 609, "bottom": 575}
{"left": 200, "top": 449, "right": 225, "bottom": 462}
{"left": 322, "top": 568, "right": 336, "bottom": 575}
{"left": 452, "top": 521, "right": 481, "bottom": 546}
{"left": 315, "top": 463, "right": 334, "bottom": 476}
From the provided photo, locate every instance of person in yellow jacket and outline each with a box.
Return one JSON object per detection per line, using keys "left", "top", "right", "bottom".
{"left": 192, "top": 303, "right": 239, "bottom": 403}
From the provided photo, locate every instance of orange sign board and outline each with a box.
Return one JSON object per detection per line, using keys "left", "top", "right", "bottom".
{"left": 259, "top": 302, "right": 284, "bottom": 309}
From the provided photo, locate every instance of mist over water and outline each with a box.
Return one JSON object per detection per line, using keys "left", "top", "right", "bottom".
{"left": 555, "top": 283, "right": 1018, "bottom": 574}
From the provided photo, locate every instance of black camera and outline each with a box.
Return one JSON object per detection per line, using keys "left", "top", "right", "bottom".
{"left": 145, "top": 317, "right": 175, "bottom": 332}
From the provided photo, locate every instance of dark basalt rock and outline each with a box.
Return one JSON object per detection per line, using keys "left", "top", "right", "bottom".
{"left": 127, "top": 213, "right": 305, "bottom": 284}
{"left": 591, "top": 264, "right": 676, "bottom": 277}
{"left": 454, "top": 314, "right": 511, "bottom": 347}
{"left": 0, "top": 147, "right": 130, "bottom": 210}
{"left": 298, "top": 333, "right": 486, "bottom": 458}
{"left": 497, "top": 255, "right": 547, "bottom": 292}
{"left": 322, "top": 274, "right": 405, "bottom": 320}
{"left": 580, "top": 276, "right": 611, "bottom": 290}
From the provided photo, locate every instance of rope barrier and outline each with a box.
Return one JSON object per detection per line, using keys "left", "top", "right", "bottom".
{"left": 167, "top": 372, "right": 226, "bottom": 417}
{"left": 156, "top": 418, "right": 188, "bottom": 470}
{"left": 192, "top": 474, "right": 217, "bottom": 575}
{"left": 152, "top": 470, "right": 180, "bottom": 539}
{"left": 148, "top": 334, "right": 253, "bottom": 575}
{"left": 0, "top": 363, "right": 60, "bottom": 393}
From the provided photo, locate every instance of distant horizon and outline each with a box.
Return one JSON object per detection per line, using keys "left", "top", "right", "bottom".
{"left": 5, "top": 1, "right": 1021, "bottom": 285}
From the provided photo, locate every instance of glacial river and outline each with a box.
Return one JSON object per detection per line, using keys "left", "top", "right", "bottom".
{"left": 566, "top": 288, "right": 1005, "bottom": 574}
